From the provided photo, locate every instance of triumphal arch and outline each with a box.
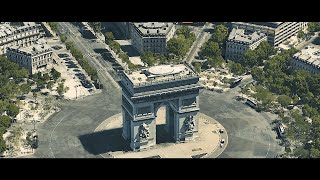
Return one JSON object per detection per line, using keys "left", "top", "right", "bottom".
{"left": 119, "top": 62, "right": 203, "bottom": 150}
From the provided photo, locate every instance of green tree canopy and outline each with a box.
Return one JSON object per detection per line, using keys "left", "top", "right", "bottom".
{"left": 6, "top": 103, "right": 19, "bottom": 118}
{"left": 211, "top": 24, "right": 228, "bottom": 47}
{"left": 277, "top": 95, "right": 292, "bottom": 107}
{"left": 0, "top": 115, "right": 11, "bottom": 129}
{"left": 104, "top": 32, "right": 114, "bottom": 44}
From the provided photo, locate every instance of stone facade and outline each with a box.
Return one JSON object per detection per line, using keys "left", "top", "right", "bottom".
{"left": 130, "top": 22, "right": 175, "bottom": 54}
{"left": 231, "top": 22, "right": 308, "bottom": 47}
{"left": 225, "top": 28, "right": 267, "bottom": 61}
{"left": 6, "top": 41, "right": 53, "bottom": 74}
{"left": 120, "top": 62, "right": 203, "bottom": 150}
{"left": 0, "top": 22, "right": 43, "bottom": 55}
{"left": 291, "top": 45, "right": 320, "bottom": 74}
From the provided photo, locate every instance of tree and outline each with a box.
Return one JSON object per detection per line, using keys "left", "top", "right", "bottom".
{"left": 307, "top": 22, "right": 320, "bottom": 33}
{"left": 194, "top": 62, "right": 201, "bottom": 73}
{"left": 310, "top": 148, "right": 320, "bottom": 158}
{"left": 43, "top": 73, "right": 50, "bottom": 82}
{"left": 19, "top": 83, "right": 31, "bottom": 95}
{"left": 140, "top": 52, "right": 157, "bottom": 66}
{"left": 0, "top": 135, "right": 6, "bottom": 154}
{"left": 0, "top": 115, "right": 11, "bottom": 128}
{"left": 109, "top": 40, "right": 121, "bottom": 54}
{"left": 199, "top": 41, "right": 221, "bottom": 59}
{"left": 104, "top": 32, "right": 114, "bottom": 44}
{"left": 60, "top": 34, "right": 67, "bottom": 43}
{"left": 88, "top": 22, "right": 101, "bottom": 33}
{"left": 50, "top": 68, "right": 61, "bottom": 81}
{"left": 302, "top": 104, "right": 319, "bottom": 118}
{"left": 297, "top": 30, "right": 305, "bottom": 39}
{"left": 47, "top": 81, "right": 54, "bottom": 90}
{"left": 33, "top": 92, "right": 38, "bottom": 102}
{"left": 167, "top": 35, "right": 189, "bottom": 57}
{"left": 6, "top": 104, "right": 19, "bottom": 118}
{"left": 57, "top": 83, "right": 65, "bottom": 98}
{"left": 228, "top": 61, "right": 245, "bottom": 75}
{"left": 277, "top": 95, "right": 292, "bottom": 108}
{"left": 241, "top": 49, "right": 259, "bottom": 68}
{"left": 211, "top": 24, "right": 228, "bottom": 47}
{"left": 251, "top": 67, "right": 265, "bottom": 83}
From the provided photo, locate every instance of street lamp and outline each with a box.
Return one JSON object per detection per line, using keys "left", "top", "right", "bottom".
{"left": 75, "top": 85, "right": 78, "bottom": 99}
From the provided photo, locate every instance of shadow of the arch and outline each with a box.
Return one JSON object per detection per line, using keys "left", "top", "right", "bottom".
{"left": 78, "top": 124, "right": 174, "bottom": 155}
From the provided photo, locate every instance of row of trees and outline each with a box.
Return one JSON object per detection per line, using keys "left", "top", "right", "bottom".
{"left": 167, "top": 26, "right": 196, "bottom": 58}
{"left": 104, "top": 31, "right": 139, "bottom": 70}
{"left": 88, "top": 22, "right": 101, "bottom": 33}
{"left": 198, "top": 24, "right": 229, "bottom": 68}
{"left": 65, "top": 42, "right": 98, "bottom": 81}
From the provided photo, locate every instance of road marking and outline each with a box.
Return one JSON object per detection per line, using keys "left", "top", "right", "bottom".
{"left": 265, "top": 143, "right": 271, "bottom": 157}
{"left": 49, "top": 110, "right": 76, "bottom": 158}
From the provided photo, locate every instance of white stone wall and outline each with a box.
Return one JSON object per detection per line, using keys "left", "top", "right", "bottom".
{"left": 6, "top": 48, "right": 53, "bottom": 74}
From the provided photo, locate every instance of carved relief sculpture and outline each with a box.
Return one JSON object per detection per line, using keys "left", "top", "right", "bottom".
{"left": 139, "top": 123, "right": 150, "bottom": 141}
{"left": 184, "top": 115, "right": 195, "bottom": 133}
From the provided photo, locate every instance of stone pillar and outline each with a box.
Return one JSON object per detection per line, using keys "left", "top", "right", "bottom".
{"left": 122, "top": 107, "right": 130, "bottom": 140}
{"left": 174, "top": 111, "right": 199, "bottom": 142}
{"left": 130, "top": 118, "right": 156, "bottom": 151}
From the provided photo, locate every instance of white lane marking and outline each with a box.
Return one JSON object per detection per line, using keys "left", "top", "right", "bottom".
{"left": 266, "top": 143, "right": 271, "bottom": 157}
{"left": 49, "top": 110, "right": 76, "bottom": 158}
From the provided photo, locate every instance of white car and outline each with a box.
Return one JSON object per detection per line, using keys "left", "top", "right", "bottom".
{"left": 221, "top": 139, "right": 225, "bottom": 144}
{"left": 220, "top": 143, "right": 224, "bottom": 148}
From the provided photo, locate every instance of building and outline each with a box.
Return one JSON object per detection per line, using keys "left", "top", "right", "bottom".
{"left": 231, "top": 22, "right": 308, "bottom": 47}
{"left": 0, "top": 22, "right": 43, "bottom": 55}
{"left": 130, "top": 22, "right": 175, "bottom": 54}
{"left": 119, "top": 62, "right": 203, "bottom": 150}
{"left": 291, "top": 45, "right": 320, "bottom": 74}
{"left": 225, "top": 28, "right": 267, "bottom": 60}
{"left": 6, "top": 41, "right": 53, "bottom": 74}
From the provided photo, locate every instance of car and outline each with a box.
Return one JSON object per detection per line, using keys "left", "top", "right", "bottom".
{"left": 220, "top": 143, "right": 224, "bottom": 148}
{"left": 219, "top": 129, "right": 224, "bottom": 134}
{"left": 220, "top": 139, "right": 225, "bottom": 144}
{"left": 41, "top": 92, "right": 49, "bottom": 96}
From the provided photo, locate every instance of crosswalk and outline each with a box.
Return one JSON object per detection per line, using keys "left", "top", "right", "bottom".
{"left": 96, "top": 66, "right": 113, "bottom": 72}
{"left": 83, "top": 53, "right": 96, "bottom": 58}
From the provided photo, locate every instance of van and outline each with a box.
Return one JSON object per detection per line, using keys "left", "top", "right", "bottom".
{"left": 277, "top": 123, "right": 285, "bottom": 137}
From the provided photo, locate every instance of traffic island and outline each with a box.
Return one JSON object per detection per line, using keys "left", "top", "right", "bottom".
{"left": 94, "top": 112, "right": 228, "bottom": 158}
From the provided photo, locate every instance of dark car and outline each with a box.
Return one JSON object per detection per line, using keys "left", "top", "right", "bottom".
{"left": 58, "top": 53, "right": 69, "bottom": 58}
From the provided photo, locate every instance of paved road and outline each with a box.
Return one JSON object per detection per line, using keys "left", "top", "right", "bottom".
{"left": 57, "top": 22, "right": 120, "bottom": 88}
{"left": 185, "top": 23, "right": 214, "bottom": 63}
{"left": 201, "top": 88, "right": 283, "bottom": 158}
{"left": 24, "top": 23, "right": 284, "bottom": 158}
{"left": 28, "top": 80, "right": 121, "bottom": 158}
{"left": 28, "top": 78, "right": 283, "bottom": 158}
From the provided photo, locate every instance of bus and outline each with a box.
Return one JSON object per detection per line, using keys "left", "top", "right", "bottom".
{"left": 245, "top": 98, "right": 258, "bottom": 109}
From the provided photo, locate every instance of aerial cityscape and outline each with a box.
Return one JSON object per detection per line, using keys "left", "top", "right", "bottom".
{"left": 0, "top": 22, "right": 320, "bottom": 158}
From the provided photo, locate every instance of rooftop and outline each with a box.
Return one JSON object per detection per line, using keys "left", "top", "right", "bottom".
{"left": 232, "top": 22, "right": 284, "bottom": 29}
{"left": 228, "top": 28, "right": 266, "bottom": 45}
{"left": 293, "top": 45, "right": 320, "bottom": 68}
{"left": 0, "top": 22, "right": 39, "bottom": 38}
{"left": 8, "top": 40, "right": 52, "bottom": 56}
{"left": 126, "top": 63, "right": 196, "bottom": 86}
{"left": 248, "top": 22, "right": 283, "bottom": 28}
{"left": 133, "top": 22, "right": 174, "bottom": 36}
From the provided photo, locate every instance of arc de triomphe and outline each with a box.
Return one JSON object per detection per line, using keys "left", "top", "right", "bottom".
{"left": 119, "top": 63, "right": 203, "bottom": 150}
